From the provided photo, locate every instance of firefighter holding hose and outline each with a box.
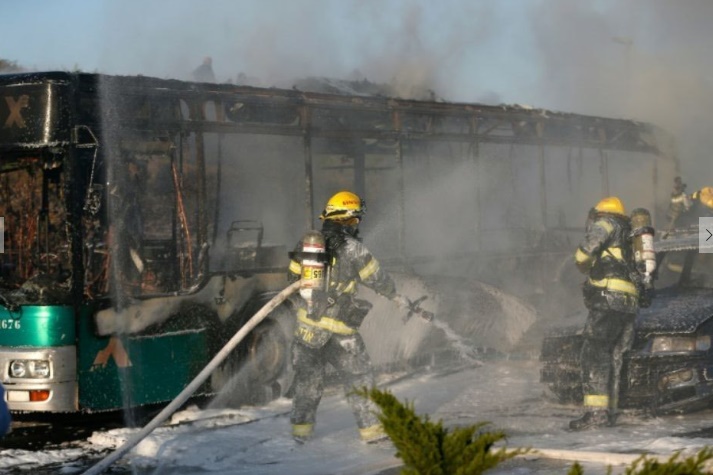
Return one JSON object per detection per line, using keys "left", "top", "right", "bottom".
{"left": 287, "top": 191, "right": 411, "bottom": 444}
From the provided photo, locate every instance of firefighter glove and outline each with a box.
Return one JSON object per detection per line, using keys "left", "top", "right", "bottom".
{"left": 392, "top": 294, "right": 410, "bottom": 310}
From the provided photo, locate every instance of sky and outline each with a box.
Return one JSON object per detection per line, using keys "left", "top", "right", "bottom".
{"left": 1, "top": 0, "right": 712, "bottom": 183}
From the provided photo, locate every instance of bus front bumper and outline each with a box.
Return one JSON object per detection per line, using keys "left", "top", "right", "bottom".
{"left": 1, "top": 346, "right": 78, "bottom": 413}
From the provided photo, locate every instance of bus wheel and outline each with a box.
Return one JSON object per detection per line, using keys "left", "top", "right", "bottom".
{"left": 210, "top": 312, "right": 291, "bottom": 407}
{"left": 245, "top": 318, "right": 288, "bottom": 387}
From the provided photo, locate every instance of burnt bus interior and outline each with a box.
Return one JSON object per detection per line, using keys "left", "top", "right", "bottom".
{"left": 0, "top": 153, "right": 70, "bottom": 299}
{"left": 0, "top": 72, "right": 679, "bottom": 318}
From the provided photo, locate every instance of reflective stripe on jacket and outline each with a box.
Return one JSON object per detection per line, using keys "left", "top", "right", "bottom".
{"left": 296, "top": 308, "right": 357, "bottom": 335}
{"left": 575, "top": 215, "right": 634, "bottom": 282}
{"left": 575, "top": 213, "right": 639, "bottom": 311}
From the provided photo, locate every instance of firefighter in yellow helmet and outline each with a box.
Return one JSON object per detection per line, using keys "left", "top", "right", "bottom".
{"left": 287, "top": 191, "right": 408, "bottom": 444}
{"left": 687, "top": 186, "right": 713, "bottom": 220}
{"left": 667, "top": 183, "right": 713, "bottom": 230}
{"left": 570, "top": 196, "right": 640, "bottom": 430}
{"left": 665, "top": 176, "right": 690, "bottom": 231}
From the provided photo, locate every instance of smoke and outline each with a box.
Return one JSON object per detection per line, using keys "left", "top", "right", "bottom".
{"left": 3, "top": 1, "right": 709, "bottom": 179}
{"left": 94, "top": 1, "right": 498, "bottom": 97}
{"left": 89, "top": 1, "right": 713, "bottom": 183}
{"left": 11, "top": 0, "right": 711, "bottom": 344}
{"left": 527, "top": 0, "right": 713, "bottom": 186}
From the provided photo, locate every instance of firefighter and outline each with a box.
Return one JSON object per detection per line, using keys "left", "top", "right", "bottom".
{"left": 287, "top": 191, "right": 408, "bottom": 444}
{"left": 688, "top": 186, "right": 713, "bottom": 218}
{"left": 665, "top": 176, "right": 690, "bottom": 231}
{"left": 670, "top": 185, "right": 713, "bottom": 229}
{"left": 570, "top": 196, "right": 639, "bottom": 430}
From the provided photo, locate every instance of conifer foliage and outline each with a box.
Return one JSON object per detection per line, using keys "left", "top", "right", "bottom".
{"left": 567, "top": 448, "right": 713, "bottom": 474}
{"left": 355, "top": 387, "right": 527, "bottom": 475}
{"left": 358, "top": 386, "right": 713, "bottom": 474}
{"left": 622, "top": 448, "right": 713, "bottom": 475}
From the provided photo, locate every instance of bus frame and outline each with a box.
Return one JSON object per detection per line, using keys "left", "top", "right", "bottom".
{"left": 0, "top": 71, "right": 678, "bottom": 414}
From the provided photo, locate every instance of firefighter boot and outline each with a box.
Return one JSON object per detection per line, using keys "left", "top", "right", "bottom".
{"left": 292, "top": 423, "right": 314, "bottom": 444}
{"left": 359, "top": 423, "right": 389, "bottom": 444}
{"left": 568, "top": 410, "right": 610, "bottom": 431}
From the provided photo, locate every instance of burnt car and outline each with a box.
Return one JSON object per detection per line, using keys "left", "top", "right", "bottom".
{"left": 540, "top": 228, "right": 713, "bottom": 414}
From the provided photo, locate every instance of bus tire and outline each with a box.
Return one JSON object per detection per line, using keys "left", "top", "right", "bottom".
{"left": 245, "top": 317, "right": 288, "bottom": 387}
{"left": 211, "top": 305, "right": 292, "bottom": 407}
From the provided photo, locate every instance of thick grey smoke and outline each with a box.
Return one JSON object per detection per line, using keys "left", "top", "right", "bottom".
{"left": 96, "top": 1, "right": 499, "bottom": 98}
{"left": 90, "top": 0, "right": 710, "bottom": 314}
{"left": 92, "top": 1, "right": 712, "bottom": 183}
{"left": 10, "top": 0, "right": 703, "bottom": 346}
{"left": 527, "top": 0, "right": 713, "bottom": 186}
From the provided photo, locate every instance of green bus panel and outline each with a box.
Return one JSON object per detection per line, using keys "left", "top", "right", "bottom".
{"left": 77, "top": 308, "right": 209, "bottom": 411}
{"left": 0, "top": 306, "right": 75, "bottom": 347}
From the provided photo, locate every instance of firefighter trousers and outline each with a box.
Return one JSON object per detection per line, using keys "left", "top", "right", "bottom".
{"left": 580, "top": 307, "right": 636, "bottom": 411}
{"left": 290, "top": 332, "right": 379, "bottom": 430}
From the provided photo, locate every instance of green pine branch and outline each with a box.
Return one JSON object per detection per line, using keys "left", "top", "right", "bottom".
{"left": 354, "top": 386, "right": 527, "bottom": 475}
{"left": 622, "top": 448, "right": 713, "bottom": 475}
{"left": 354, "top": 386, "right": 713, "bottom": 475}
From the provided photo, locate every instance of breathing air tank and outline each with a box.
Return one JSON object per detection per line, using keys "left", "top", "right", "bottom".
{"left": 631, "top": 208, "right": 656, "bottom": 288}
{"left": 295, "top": 230, "right": 328, "bottom": 315}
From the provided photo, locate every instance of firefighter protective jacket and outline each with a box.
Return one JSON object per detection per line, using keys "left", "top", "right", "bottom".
{"left": 574, "top": 212, "right": 639, "bottom": 314}
{"left": 667, "top": 189, "right": 691, "bottom": 227}
{"left": 288, "top": 221, "right": 397, "bottom": 346}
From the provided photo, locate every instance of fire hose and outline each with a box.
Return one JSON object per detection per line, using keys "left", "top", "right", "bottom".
{"left": 82, "top": 280, "right": 301, "bottom": 475}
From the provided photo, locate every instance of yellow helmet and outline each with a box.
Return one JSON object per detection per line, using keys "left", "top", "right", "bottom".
{"left": 594, "top": 196, "right": 626, "bottom": 216}
{"left": 320, "top": 191, "right": 366, "bottom": 222}
{"left": 697, "top": 187, "right": 713, "bottom": 209}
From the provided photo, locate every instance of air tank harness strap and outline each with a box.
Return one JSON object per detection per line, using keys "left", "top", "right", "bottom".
{"left": 296, "top": 308, "right": 357, "bottom": 335}
{"left": 575, "top": 246, "right": 626, "bottom": 272}
{"left": 602, "top": 246, "right": 625, "bottom": 261}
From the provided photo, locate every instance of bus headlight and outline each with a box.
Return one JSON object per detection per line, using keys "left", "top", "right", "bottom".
{"left": 651, "top": 335, "right": 711, "bottom": 354}
{"left": 9, "top": 359, "right": 51, "bottom": 378}
{"left": 9, "top": 360, "right": 26, "bottom": 377}
{"left": 32, "top": 360, "right": 51, "bottom": 378}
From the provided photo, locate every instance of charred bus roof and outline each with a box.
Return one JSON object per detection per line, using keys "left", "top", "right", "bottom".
{"left": 0, "top": 70, "right": 676, "bottom": 159}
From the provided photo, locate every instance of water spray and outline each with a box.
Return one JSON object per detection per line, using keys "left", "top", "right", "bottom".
{"left": 399, "top": 295, "right": 480, "bottom": 364}
{"left": 81, "top": 280, "right": 301, "bottom": 475}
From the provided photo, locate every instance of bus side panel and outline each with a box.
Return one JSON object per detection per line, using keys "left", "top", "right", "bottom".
{"left": 0, "top": 306, "right": 75, "bottom": 346}
{"left": 77, "top": 308, "right": 210, "bottom": 411}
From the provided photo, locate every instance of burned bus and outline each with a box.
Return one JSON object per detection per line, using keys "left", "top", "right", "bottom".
{"left": 0, "top": 71, "right": 678, "bottom": 414}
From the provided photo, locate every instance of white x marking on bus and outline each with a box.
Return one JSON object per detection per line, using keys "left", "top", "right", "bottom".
{"left": 4, "top": 95, "right": 29, "bottom": 128}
